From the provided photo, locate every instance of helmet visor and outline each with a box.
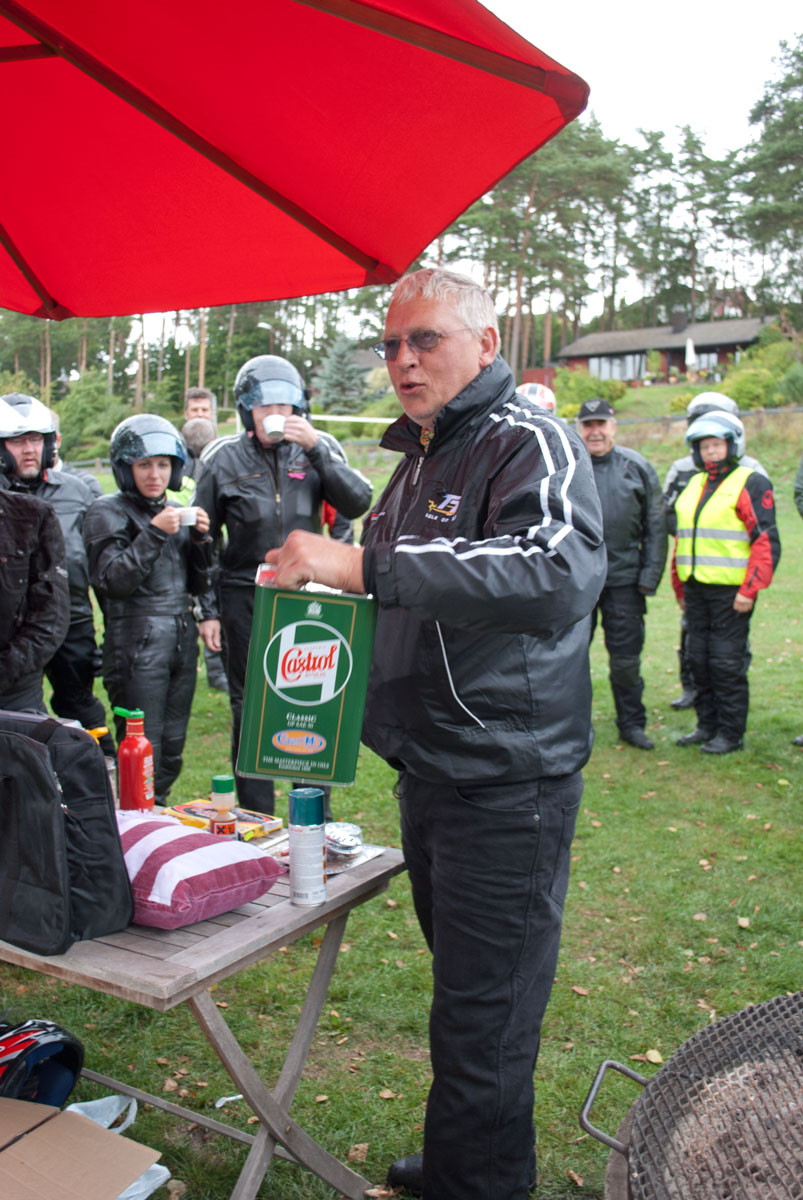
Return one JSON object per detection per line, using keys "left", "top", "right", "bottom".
{"left": 129, "top": 431, "right": 186, "bottom": 463}
{"left": 243, "top": 379, "right": 304, "bottom": 410}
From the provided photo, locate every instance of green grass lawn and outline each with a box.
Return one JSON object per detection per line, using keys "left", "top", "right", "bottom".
{"left": 3, "top": 413, "right": 801, "bottom": 1198}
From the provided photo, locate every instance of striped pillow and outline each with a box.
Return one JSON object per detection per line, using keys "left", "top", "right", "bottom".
{"left": 116, "top": 813, "right": 283, "bottom": 929}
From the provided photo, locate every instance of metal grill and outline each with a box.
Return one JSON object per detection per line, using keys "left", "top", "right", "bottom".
{"left": 627, "top": 992, "right": 803, "bottom": 1200}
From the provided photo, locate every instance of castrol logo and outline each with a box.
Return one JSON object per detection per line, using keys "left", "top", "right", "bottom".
{"left": 263, "top": 620, "right": 353, "bottom": 705}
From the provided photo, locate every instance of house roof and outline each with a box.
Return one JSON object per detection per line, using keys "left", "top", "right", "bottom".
{"left": 556, "top": 317, "right": 770, "bottom": 359}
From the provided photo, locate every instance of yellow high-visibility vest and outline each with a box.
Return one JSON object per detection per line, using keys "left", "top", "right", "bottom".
{"left": 675, "top": 465, "right": 752, "bottom": 585}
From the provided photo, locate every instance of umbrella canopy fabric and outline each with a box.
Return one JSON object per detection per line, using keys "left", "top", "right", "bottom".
{"left": 0, "top": 0, "right": 588, "bottom": 319}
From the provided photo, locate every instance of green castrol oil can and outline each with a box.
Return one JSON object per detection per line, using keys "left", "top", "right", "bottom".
{"left": 236, "top": 565, "right": 377, "bottom": 786}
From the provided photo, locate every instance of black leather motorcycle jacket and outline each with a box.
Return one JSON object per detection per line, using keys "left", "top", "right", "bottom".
{"left": 360, "top": 356, "right": 607, "bottom": 784}
{"left": 194, "top": 429, "right": 371, "bottom": 610}
{"left": 83, "top": 492, "right": 215, "bottom": 620}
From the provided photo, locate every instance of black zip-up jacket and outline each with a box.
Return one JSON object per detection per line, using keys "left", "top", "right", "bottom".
{"left": 83, "top": 492, "right": 215, "bottom": 619}
{"left": 2, "top": 467, "right": 97, "bottom": 624}
{"left": 589, "top": 444, "right": 667, "bottom": 593}
{"left": 0, "top": 490, "right": 69, "bottom": 697}
{"left": 360, "top": 356, "right": 607, "bottom": 784}
{"left": 194, "top": 429, "right": 372, "bottom": 612}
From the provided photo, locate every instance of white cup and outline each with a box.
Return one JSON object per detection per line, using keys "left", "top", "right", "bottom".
{"left": 262, "top": 414, "right": 286, "bottom": 442}
{"left": 177, "top": 507, "right": 198, "bottom": 526}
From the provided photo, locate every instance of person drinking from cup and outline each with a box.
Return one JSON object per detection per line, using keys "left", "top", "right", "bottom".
{"left": 83, "top": 415, "right": 214, "bottom": 803}
{"left": 194, "top": 354, "right": 372, "bottom": 815}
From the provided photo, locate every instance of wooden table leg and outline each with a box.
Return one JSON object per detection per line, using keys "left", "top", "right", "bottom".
{"left": 187, "top": 911, "right": 373, "bottom": 1200}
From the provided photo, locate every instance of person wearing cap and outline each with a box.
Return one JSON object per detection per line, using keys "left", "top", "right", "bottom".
{"left": 664, "top": 393, "right": 765, "bottom": 710}
{"left": 83, "top": 415, "right": 215, "bottom": 801}
{"left": 0, "top": 393, "right": 111, "bottom": 749}
{"left": 672, "top": 411, "right": 779, "bottom": 754}
{"left": 577, "top": 397, "right": 667, "bottom": 750}
{"left": 194, "top": 353, "right": 372, "bottom": 814}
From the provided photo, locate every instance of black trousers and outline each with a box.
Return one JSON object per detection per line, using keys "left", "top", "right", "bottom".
{"left": 591, "top": 584, "right": 647, "bottom": 733}
{"left": 399, "top": 771, "right": 582, "bottom": 1200}
{"left": 220, "top": 585, "right": 331, "bottom": 817}
{"left": 104, "top": 612, "right": 198, "bottom": 802}
{"left": 683, "top": 580, "right": 752, "bottom": 740}
{"left": 46, "top": 616, "right": 115, "bottom": 754}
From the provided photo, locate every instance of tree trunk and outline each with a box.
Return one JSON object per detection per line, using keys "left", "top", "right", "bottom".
{"left": 223, "top": 306, "right": 237, "bottom": 406}
{"left": 141, "top": 316, "right": 150, "bottom": 398}
{"left": 198, "top": 308, "right": 207, "bottom": 386}
{"left": 78, "top": 320, "right": 88, "bottom": 372}
{"left": 508, "top": 267, "right": 525, "bottom": 382}
{"left": 542, "top": 307, "right": 553, "bottom": 367}
{"left": 157, "top": 316, "right": 166, "bottom": 385}
{"left": 43, "top": 322, "right": 52, "bottom": 405}
{"left": 184, "top": 340, "right": 191, "bottom": 396}
{"left": 107, "top": 320, "right": 115, "bottom": 395}
{"left": 520, "top": 308, "right": 531, "bottom": 377}
{"left": 134, "top": 320, "right": 144, "bottom": 411}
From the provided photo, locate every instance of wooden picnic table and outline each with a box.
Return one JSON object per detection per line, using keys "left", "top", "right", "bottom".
{"left": 0, "top": 845, "right": 406, "bottom": 1200}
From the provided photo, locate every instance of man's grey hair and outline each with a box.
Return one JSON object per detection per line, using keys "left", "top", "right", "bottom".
{"left": 389, "top": 268, "right": 499, "bottom": 336}
{"left": 184, "top": 386, "right": 216, "bottom": 412}
{"left": 182, "top": 417, "right": 217, "bottom": 456}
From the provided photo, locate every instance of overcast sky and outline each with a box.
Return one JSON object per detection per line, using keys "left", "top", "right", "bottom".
{"left": 485, "top": 0, "right": 801, "bottom": 157}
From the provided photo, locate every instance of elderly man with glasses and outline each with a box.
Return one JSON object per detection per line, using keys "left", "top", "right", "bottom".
{"left": 267, "top": 267, "right": 605, "bottom": 1200}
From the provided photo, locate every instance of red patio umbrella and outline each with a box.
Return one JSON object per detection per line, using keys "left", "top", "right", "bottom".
{"left": 0, "top": 0, "right": 587, "bottom": 319}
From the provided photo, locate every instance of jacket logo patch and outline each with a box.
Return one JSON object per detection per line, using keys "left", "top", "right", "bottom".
{"left": 426, "top": 493, "right": 461, "bottom": 521}
{"left": 761, "top": 489, "right": 773, "bottom": 510}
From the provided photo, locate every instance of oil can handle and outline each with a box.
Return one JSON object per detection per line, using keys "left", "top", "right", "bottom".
{"left": 579, "top": 1059, "right": 648, "bottom": 1155}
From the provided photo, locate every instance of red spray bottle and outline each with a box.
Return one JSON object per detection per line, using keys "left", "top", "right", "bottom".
{"left": 113, "top": 707, "right": 155, "bottom": 811}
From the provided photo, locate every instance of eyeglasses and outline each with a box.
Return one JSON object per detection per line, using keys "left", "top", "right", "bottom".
{"left": 373, "top": 328, "right": 472, "bottom": 362}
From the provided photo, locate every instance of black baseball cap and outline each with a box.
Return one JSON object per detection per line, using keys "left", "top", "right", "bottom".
{"left": 577, "top": 398, "right": 615, "bottom": 421}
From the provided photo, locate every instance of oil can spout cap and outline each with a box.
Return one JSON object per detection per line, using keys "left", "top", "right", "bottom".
{"left": 113, "top": 707, "right": 145, "bottom": 720}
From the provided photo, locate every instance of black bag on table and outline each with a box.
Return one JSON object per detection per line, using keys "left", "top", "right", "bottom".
{"left": 0, "top": 711, "right": 133, "bottom": 956}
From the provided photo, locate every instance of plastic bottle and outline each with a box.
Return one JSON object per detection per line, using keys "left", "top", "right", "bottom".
{"left": 288, "top": 787, "right": 327, "bottom": 906}
{"left": 209, "top": 774, "right": 237, "bottom": 839}
{"left": 112, "top": 707, "right": 155, "bottom": 811}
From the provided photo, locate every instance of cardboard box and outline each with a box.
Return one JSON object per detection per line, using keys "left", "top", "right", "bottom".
{"left": 0, "top": 1097, "right": 160, "bottom": 1200}
{"left": 167, "top": 800, "right": 283, "bottom": 840}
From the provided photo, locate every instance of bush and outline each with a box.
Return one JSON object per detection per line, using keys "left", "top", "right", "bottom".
{"left": 55, "top": 371, "right": 129, "bottom": 458}
{"left": 599, "top": 379, "right": 627, "bottom": 403}
{"left": 723, "top": 367, "right": 775, "bottom": 410}
{"left": 669, "top": 391, "right": 695, "bottom": 414}
{"left": 777, "top": 362, "right": 803, "bottom": 406}
{"left": 552, "top": 367, "right": 625, "bottom": 411}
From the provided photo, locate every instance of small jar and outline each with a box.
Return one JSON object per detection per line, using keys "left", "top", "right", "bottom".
{"left": 209, "top": 774, "right": 237, "bottom": 839}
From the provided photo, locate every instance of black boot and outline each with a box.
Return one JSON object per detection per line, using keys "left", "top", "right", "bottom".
{"left": 387, "top": 1154, "right": 423, "bottom": 1196}
{"left": 676, "top": 727, "right": 713, "bottom": 746}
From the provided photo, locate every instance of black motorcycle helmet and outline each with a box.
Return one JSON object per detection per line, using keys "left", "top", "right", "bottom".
{"left": 0, "top": 392, "right": 57, "bottom": 474}
{"left": 109, "top": 414, "right": 187, "bottom": 494}
{"left": 0, "top": 1016, "right": 84, "bottom": 1106}
{"left": 233, "top": 355, "right": 309, "bottom": 432}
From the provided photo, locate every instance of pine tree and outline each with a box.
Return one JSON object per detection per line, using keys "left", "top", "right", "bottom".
{"left": 313, "top": 335, "right": 366, "bottom": 413}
